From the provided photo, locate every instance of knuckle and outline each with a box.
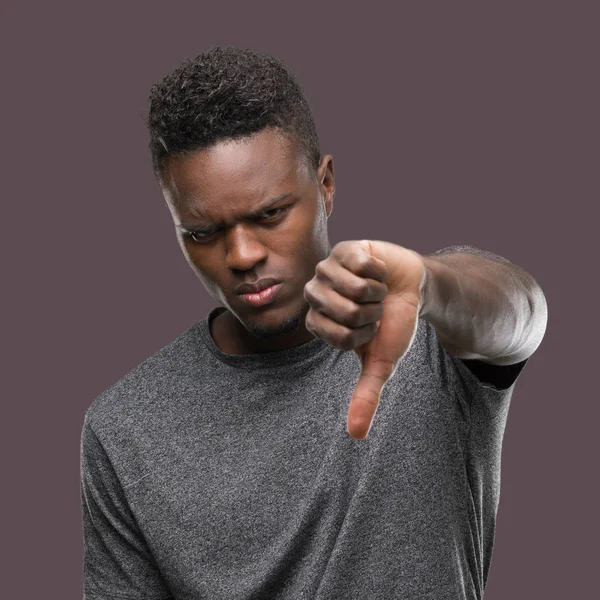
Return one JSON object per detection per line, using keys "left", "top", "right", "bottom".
{"left": 356, "top": 254, "right": 371, "bottom": 273}
{"left": 373, "top": 355, "right": 396, "bottom": 370}
{"left": 352, "top": 279, "right": 368, "bottom": 299}
{"left": 303, "top": 281, "right": 316, "bottom": 302}
{"left": 331, "top": 241, "right": 344, "bottom": 256}
{"left": 339, "top": 330, "right": 355, "bottom": 351}
{"left": 347, "top": 302, "right": 362, "bottom": 326}
{"left": 315, "top": 260, "right": 328, "bottom": 277}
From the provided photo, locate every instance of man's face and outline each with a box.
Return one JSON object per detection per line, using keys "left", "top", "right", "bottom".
{"left": 160, "top": 127, "right": 334, "bottom": 339}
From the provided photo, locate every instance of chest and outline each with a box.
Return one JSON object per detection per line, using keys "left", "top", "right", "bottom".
{"left": 119, "top": 357, "right": 468, "bottom": 597}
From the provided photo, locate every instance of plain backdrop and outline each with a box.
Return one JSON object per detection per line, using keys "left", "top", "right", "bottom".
{"left": 3, "top": 1, "right": 597, "bottom": 598}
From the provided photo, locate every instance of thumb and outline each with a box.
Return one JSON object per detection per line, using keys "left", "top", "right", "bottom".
{"left": 347, "top": 352, "right": 397, "bottom": 439}
{"left": 348, "top": 299, "right": 419, "bottom": 439}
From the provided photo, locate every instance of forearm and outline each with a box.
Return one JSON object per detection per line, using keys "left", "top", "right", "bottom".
{"left": 419, "top": 247, "right": 547, "bottom": 365}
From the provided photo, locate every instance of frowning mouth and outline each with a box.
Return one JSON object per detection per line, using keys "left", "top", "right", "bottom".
{"left": 238, "top": 283, "right": 283, "bottom": 306}
{"left": 235, "top": 278, "right": 281, "bottom": 295}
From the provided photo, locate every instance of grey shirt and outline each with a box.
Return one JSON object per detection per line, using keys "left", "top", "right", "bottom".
{"left": 81, "top": 302, "right": 528, "bottom": 600}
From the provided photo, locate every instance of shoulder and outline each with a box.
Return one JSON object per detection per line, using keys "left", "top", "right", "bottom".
{"left": 85, "top": 320, "right": 205, "bottom": 438}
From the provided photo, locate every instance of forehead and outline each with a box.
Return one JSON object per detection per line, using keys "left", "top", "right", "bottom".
{"left": 161, "top": 128, "right": 309, "bottom": 213}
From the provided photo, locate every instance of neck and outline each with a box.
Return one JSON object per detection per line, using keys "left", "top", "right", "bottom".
{"left": 211, "top": 307, "right": 316, "bottom": 355}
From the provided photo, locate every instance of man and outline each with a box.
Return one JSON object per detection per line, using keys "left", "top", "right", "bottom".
{"left": 80, "top": 46, "right": 547, "bottom": 599}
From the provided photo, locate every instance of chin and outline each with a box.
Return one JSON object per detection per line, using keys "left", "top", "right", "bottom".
{"left": 240, "top": 297, "right": 309, "bottom": 340}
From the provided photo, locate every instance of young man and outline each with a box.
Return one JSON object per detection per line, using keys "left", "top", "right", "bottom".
{"left": 80, "top": 46, "right": 547, "bottom": 599}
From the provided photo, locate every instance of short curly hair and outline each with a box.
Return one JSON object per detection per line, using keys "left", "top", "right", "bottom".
{"left": 144, "top": 46, "right": 321, "bottom": 183}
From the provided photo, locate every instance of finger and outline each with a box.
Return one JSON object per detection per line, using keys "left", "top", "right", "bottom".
{"left": 348, "top": 299, "right": 420, "bottom": 439}
{"left": 316, "top": 259, "right": 388, "bottom": 304}
{"left": 334, "top": 242, "right": 389, "bottom": 284}
{"left": 305, "top": 308, "right": 379, "bottom": 351}
{"left": 304, "top": 281, "right": 384, "bottom": 328}
{"left": 347, "top": 356, "right": 396, "bottom": 439}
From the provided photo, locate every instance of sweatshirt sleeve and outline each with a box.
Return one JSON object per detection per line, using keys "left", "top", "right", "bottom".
{"left": 80, "top": 414, "right": 173, "bottom": 600}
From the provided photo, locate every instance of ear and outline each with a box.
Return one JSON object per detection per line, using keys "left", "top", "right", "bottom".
{"left": 318, "top": 154, "right": 335, "bottom": 218}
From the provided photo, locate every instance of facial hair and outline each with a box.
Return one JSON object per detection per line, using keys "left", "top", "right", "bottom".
{"left": 244, "top": 300, "right": 310, "bottom": 341}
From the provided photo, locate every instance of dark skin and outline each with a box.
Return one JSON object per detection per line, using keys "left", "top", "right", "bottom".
{"left": 157, "top": 125, "right": 543, "bottom": 440}
{"left": 159, "top": 127, "right": 335, "bottom": 354}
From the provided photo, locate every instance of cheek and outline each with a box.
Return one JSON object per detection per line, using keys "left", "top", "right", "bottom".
{"left": 178, "top": 239, "right": 218, "bottom": 286}
{"left": 281, "top": 226, "right": 326, "bottom": 282}
{"left": 196, "top": 270, "right": 226, "bottom": 304}
{"left": 287, "top": 205, "right": 324, "bottom": 249}
{"left": 278, "top": 221, "right": 318, "bottom": 266}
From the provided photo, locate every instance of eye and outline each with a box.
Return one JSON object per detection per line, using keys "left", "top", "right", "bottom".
{"left": 185, "top": 229, "right": 215, "bottom": 243}
{"left": 184, "top": 208, "right": 288, "bottom": 243}
{"left": 259, "top": 207, "right": 286, "bottom": 220}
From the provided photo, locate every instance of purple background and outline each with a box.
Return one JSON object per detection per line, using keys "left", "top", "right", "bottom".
{"left": 5, "top": 1, "right": 597, "bottom": 597}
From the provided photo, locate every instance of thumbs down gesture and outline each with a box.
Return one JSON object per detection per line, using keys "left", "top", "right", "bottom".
{"left": 303, "top": 240, "right": 427, "bottom": 440}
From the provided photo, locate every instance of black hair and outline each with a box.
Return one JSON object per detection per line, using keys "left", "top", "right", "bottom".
{"left": 144, "top": 46, "right": 321, "bottom": 183}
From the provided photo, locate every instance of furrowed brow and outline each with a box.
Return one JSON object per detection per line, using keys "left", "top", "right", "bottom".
{"left": 177, "top": 192, "right": 293, "bottom": 231}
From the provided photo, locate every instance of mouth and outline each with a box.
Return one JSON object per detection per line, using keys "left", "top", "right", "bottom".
{"left": 238, "top": 283, "right": 283, "bottom": 307}
{"left": 235, "top": 278, "right": 282, "bottom": 295}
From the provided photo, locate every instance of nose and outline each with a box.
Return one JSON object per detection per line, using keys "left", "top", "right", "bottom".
{"left": 224, "top": 225, "right": 269, "bottom": 270}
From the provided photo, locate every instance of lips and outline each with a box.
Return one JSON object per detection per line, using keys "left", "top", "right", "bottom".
{"left": 235, "top": 278, "right": 281, "bottom": 295}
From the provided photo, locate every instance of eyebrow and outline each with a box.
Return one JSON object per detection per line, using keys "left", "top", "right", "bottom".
{"left": 178, "top": 192, "right": 294, "bottom": 231}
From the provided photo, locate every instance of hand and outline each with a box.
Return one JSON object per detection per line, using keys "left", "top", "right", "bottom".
{"left": 303, "top": 240, "right": 427, "bottom": 440}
